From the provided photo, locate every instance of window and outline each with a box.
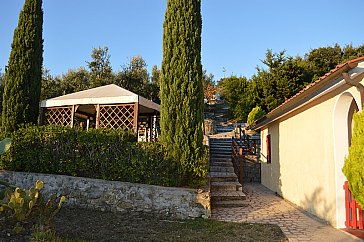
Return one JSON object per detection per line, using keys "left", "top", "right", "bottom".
{"left": 266, "top": 134, "right": 271, "bottom": 163}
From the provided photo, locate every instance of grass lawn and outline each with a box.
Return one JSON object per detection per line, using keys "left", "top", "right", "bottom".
{"left": 1, "top": 207, "right": 287, "bottom": 241}
{"left": 52, "top": 208, "right": 287, "bottom": 242}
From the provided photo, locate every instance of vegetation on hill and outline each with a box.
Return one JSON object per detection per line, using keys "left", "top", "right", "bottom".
{"left": 343, "top": 110, "right": 364, "bottom": 208}
{"left": 2, "top": 0, "right": 43, "bottom": 133}
{"left": 218, "top": 43, "right": 364, "bottom": 121}
{"left": 160, "top": 0, "right": 206, "bottom": 184}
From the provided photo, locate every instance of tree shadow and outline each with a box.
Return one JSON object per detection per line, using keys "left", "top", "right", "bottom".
{"left": 300, "top": 186, "right": 335, "bottom": 224}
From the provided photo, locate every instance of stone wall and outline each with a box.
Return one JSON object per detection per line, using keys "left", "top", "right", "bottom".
{"left": 243, "top": 155, "right": 261, "bottom": 183}
{"left": 0, "top": 171, "right": 210, "bottom": 219}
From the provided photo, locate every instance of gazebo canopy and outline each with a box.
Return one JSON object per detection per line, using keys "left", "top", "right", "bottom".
{"left": 40, "top": 84, "right": 160, "bottom": 114}
{"left": 40, "top": 84, "right": 160, "bottom": 140}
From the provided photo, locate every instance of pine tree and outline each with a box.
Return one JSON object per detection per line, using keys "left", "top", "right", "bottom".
{"left": 160, "top": 0, "right": 204, "bottom": 181}
{"left": 343, "top": 111, "right": 364, "bottom": 208}
{"left": 2, "top": 0, "right": 43, "bottom": 133}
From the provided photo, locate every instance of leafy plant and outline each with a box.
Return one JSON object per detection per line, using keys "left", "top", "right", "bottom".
{"left": 0, "top": 180, "right": 66, "bottom": 234}
{"left": 247, "top": 106, "right": 266, "bottom": 126}
{"left": 343, "top": 110, "right": 364, "bottom": 208}
{"left": 0, "top": 179, "right": 16, "bottom": 200}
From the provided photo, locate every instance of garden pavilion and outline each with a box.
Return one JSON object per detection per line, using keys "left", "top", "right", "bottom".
{"left": 39, "top": 84, "right": 160, "bottom": 142}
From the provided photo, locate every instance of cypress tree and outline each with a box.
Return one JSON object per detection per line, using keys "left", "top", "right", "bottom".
{"left": 2, "top": 0, "right": 43, "bottom": 133}
{"left": 160, "top": 0, "right": 204, "bottom": 181}
{"left": 343, "top": 111, "right": 364, "bottom": 208}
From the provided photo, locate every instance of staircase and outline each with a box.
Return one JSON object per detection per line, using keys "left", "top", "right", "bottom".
{"left": 209, "top": 138, "right": 247, "bottom": 208}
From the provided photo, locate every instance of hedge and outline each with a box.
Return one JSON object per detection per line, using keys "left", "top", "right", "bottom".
{"left": 0, "top": 125, "right": 181, "bottom": 187}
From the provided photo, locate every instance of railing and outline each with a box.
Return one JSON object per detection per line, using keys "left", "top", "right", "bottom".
{"left": 232, "top": 138, "right": 244, "bottom": 184}
{"left": 235, "top": 125, "right": 259, "bottom": 156}
{"left": 344, "top": 181, "right": 364, "bottom": 229}
{"left": 232, "top": 126, "right": 261, "bottom": 185}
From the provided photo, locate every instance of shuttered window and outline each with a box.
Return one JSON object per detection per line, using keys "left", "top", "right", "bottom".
{"left": 266, "top": 134, "right": 271, "bottom": 163}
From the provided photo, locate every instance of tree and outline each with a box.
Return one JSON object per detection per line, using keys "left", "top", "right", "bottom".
{"left": 249, "top": 50, "right": 311, "bottom": 113}
{"left": 87, "top": 46, "right": 113, "bottom": 87}
{"left": 342, "top": 44, "right": 364, "bottom": 62}
{"left": 218, "top": 76, "right": 252, "bottom": 120}
{"left": 0, "top": 70, "right": 4, "bottom": 121}
{"left": 115, "top": 55, "right": 149, "bottom": 96}
{"left": 40, "top": 68, "right": 63, "bottom": 100}
{"left": 202, "top": 70, "right": 215, "bottom": 102}
{"left": 146, "top": 65, "right": 161, "bottom": 103}
{"left": 151, "top": 65, "right": 161, "bottom": 86}
{"left": 343, "top": 111, "right": 364, "bottom": 208}
{"left": 305, "top": 44, "right": 342, "bottom": 82}
{"left": 60, "top": 67, "right": 91, "bottom": 94}
{"left": 2, "top": 0, "right": 43, "bottom": 133}
{"left": 160, "top": 0, "right": 204, "bottom": 181}
{"left": 247, "top": 106, "right": 265, "bottom": 126}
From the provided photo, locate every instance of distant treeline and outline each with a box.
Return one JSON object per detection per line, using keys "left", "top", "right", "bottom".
{"left": 218, "top": 43, "right": 364, "bottom": 121}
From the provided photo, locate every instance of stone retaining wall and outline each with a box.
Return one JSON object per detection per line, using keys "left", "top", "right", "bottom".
{"left": 244, "top": 155, "right": 261, "bottom": 183}
{"left": 0, "top": 171, "right": 210, "bottom": 219}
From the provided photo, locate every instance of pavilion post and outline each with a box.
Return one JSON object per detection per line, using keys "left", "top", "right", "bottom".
{"left": 148, "top": 115, "right": 153, "bottom": 142}
{"left": 39, "top": 107, "right": 44, "bottom": 126}
{"left": 134, "top": 102, "right": 139, "bottom": 134}
{"left": 95, "top": 104, "right": 100, "bottom": 129}
{"left": 70, "top": 105, "right": 75, "bottom": 127}
{"left": 152, "top": 111, "right": 158, "bottom": 142}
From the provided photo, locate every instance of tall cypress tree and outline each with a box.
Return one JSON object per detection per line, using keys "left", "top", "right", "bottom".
{"left": 2, "top": 0, "right": 43, "bottom": 133}
{"left": 160, "top": 0, "right": 204, "bottom": 181}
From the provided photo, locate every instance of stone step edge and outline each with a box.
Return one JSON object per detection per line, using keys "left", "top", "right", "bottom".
{"left": 211, "top": 200, "right": 248, "bottom": 207}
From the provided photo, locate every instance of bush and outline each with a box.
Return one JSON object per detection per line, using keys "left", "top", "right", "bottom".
{"left": 343, "top": 111, "right": 364, "bottom": 208}
{"left": 247, "top": 106, "right": 266, "bottom": 126}
{"left": 1, "top": 125, "right": 183, "bottom": 187}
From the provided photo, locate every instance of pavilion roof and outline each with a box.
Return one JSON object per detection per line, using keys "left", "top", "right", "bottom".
{"left": 40, "top": 84, "right": 160, "bottom": 112}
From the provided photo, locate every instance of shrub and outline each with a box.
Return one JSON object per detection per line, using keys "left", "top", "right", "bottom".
{"left": 247, "top": 106, "right": 266, "bottom": 126}
{"left": 343, "top": 111, "right": 364, "bottom": 208}
{"left": 1, "top": 125, "right": 185, "bottom": 187}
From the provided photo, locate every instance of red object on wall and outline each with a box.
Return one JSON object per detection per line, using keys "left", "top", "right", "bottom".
{"left": 266, "top": 134, "right": 271, "bottom": 163}
{"left": 344, "top": 181, "right": 364, "bottom": 229}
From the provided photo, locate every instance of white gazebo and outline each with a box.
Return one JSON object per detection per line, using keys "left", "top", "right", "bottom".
{"left": 40, "top": 84, "right": 160, "bottom": 141}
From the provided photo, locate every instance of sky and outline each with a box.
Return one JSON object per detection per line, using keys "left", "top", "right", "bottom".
{"left": 1, "top": 0, "right": 364, "bottom": 81}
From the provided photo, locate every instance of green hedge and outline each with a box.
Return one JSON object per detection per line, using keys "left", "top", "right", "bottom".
{"left": 0, "top": 125, "right": 181, "bottom": 187}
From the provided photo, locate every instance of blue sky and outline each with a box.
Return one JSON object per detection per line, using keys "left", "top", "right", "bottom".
{"left": 1, "top": 0, "right": 364, "bottom": 81}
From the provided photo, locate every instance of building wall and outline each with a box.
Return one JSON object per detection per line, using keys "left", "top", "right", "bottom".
{"left": 259, "top": 64, "right": 364, "bottom": 227}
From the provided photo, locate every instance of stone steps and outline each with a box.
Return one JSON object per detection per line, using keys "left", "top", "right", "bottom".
{"left": 210, "top": 162, "right": 234, "bottom": 168}
{"left": 210, "top": 151, "right": 231, "bottom": 156}
{"left": 211, "top": 199, "right": 248, "bottom": 208}
{"left": 210, "top": 154, "right": 232, "bottom": 159}
{"left": 208, "top": 172, "right": 238, "bottom": 182}
{"left": 209, "top": 132, "right": 246, "bottom": 208}
{"left": 211, "top": 190, "right": 246, "bottom": 202}
{"left": 210, "top": 157, "right": 232, "bottom": 162}
{"left": 210, "top": 181, "right": 242, "bottom": 191}
{"left": 209, "top": 166, "right": 234, "bottom": 173}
